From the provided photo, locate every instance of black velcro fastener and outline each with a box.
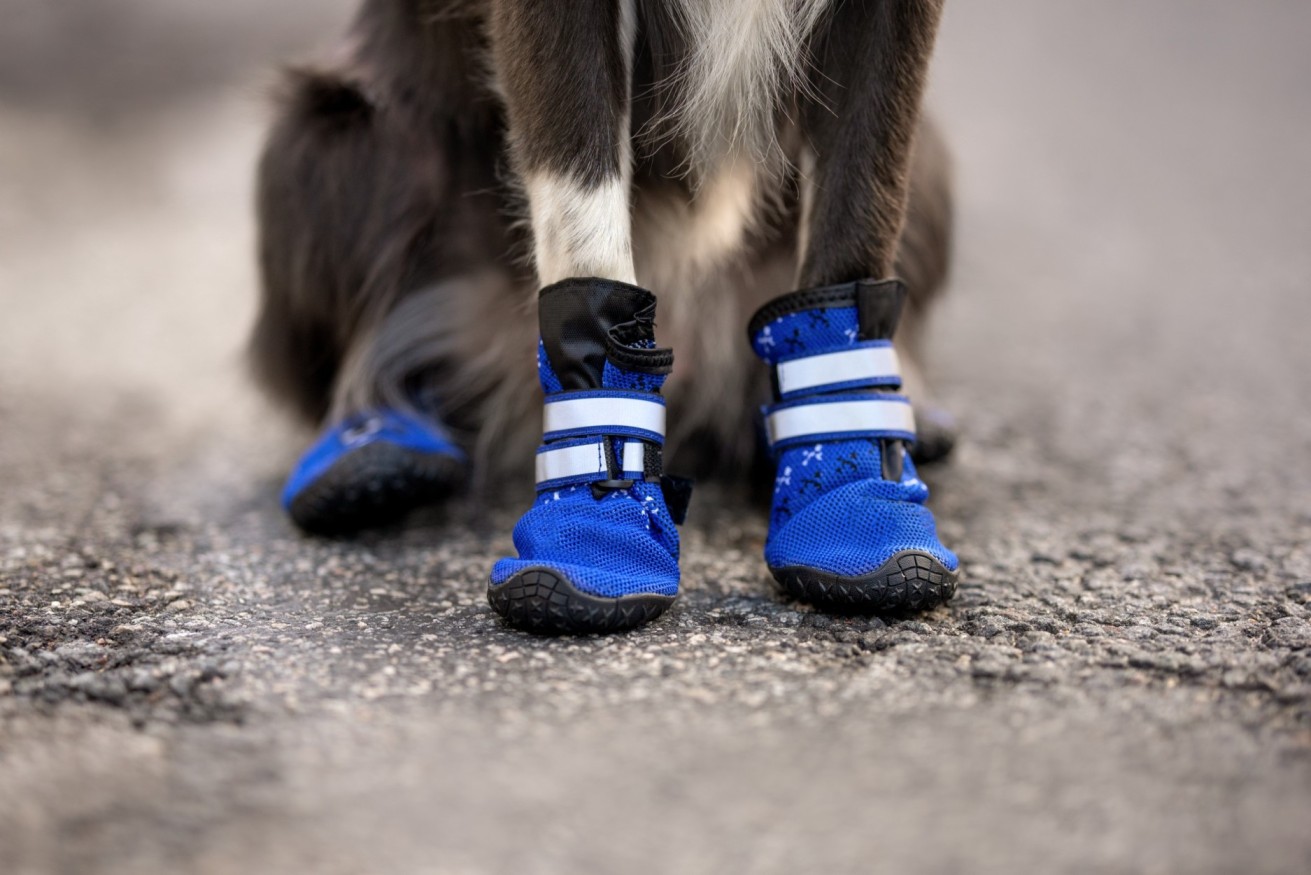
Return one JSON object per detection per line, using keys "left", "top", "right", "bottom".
{"left": 643, "top": 442, "right": 663, "bottom": 482}
{"left": 589, "top": 438, "right": 633, "bottom": 499}
{"left": 602, "top": 435, "right": 621, "bottom": 480}
{"left": 659, "top": 475, "right": 694, "bottom": 525}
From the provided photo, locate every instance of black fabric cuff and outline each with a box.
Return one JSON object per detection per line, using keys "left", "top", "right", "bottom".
{"left": 746, "top": 278, "right": 908, "bottom": 342}
{"left": 538, "top": 277, "right": 672, "bottom": 390}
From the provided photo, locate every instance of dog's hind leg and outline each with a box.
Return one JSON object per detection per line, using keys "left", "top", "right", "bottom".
{"left": 254, "top": 65, "right": 478, "bottom": 535}
{"left": 251, "top": 13, "right": 546, "bottom": 533}
{"left": 745, "top": 0, "right": 959, "bottom": 614}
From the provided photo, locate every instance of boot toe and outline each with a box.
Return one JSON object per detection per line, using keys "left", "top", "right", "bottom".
{"left": 765, "top": 479, "right": 958, "bottom": 613}
{"left": 282, "top": 410, "right": 466, "bottom": 536}
{"left": 489, "top": 486, "right": 680, "bottom": 633}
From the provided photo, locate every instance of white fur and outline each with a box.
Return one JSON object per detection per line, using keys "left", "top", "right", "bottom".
{"left": 665, "top": 0, "right": 832, "bottom": 176}
{"left": 633, "top": 159, "right": 759, "bottom": 291}
{"left": 527, "top": 173, "right": 636, "bottom": 286}
{"left": 525, "top": 0, "right": 638, "bottom": 286}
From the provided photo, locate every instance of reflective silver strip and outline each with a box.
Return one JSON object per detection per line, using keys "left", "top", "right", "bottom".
{"left": 766, "top": 397, "right": 916, "bottom": 447}
{"left": 535, "top": 441, "right": 607, "bottom": 484}
{"left": 534, "top": 440, "right": 648, "bottom": 485}
{"left": 542, "top": 395, "right": 666, "bottom": 439}
{"left": 776, "top": 345, "right": 901, "bottom": 396}
{"left": 621, "top": 441, "right": 645, "bottom": 475}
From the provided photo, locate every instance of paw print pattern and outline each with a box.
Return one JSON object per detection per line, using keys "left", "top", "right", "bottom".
{"left": 753, "top": 306, "right": 861, "bottom": 363}
{"left": 771, "top": 438, "right": 893, "bottom": 523}
{"left": 638, "top": 494, "right": 657, "bottom": 530}
{"left": 759, "top": 304, "right": 920, "bottom": 527}
{"left": 772, "top": 497, "right": 793, "bottom": 526}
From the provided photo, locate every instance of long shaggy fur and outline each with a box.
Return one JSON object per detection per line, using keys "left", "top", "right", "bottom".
{"left": 251, "top": 0, "right": 954, "bottom": 487}
{"left": 658, "top": 0, "right": 832, "bottom": 177}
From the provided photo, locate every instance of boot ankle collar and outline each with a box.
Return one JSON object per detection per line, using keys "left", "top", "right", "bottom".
{"left": 747, "top": 278, "right": 908, "bottom": 342}
{"left": 539, "top": 277, "right": 672, "bottom": 391}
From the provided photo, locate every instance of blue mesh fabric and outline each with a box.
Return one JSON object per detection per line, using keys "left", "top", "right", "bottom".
{"left": 282, "top": 408, "right": 465, "bottom": 508}
{"left": 601, "top": 359, "right": 665, "bottom": 393}
{"left": 751, "top": 302, "right": 957, "bottom": 576}
{"left": 493, "top": 337, "right": 679, "bottom": 599}
{"left": 765, "top": 478, "right": 957, "bottom": 575}
{"left": 490, "top": 480, "right": 679, "bottom": 597}
{"left": 537, "top": 341, "right": 563, "bottom": 395}
{"left": 769, "top": 440, "right": 927, "bottom": 527}
{"left": 751, "top": 306, "right": 861, "bottom": 364}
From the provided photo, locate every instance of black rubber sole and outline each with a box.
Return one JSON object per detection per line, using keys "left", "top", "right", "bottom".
{"left": 772, "top": 550, "right": 958, "bottom": 615}
{"left": 287, "top": 442, "right": 466, "bottom": 537}
{"left": 488, "top": 567, "right": 676, "bottom": 636}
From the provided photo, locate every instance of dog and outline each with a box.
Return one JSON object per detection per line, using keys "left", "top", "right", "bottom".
{"left": 252, "top": 0, "right": 959, "bottom": 633}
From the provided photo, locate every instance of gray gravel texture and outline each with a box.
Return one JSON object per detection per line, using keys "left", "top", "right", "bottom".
{"left": 2, "top": 1, "right": 1310, "bottom": 873}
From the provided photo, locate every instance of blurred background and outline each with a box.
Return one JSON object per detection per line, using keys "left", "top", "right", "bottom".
{"left": 2, "top": 2, "right": 1309, "bottom": 873}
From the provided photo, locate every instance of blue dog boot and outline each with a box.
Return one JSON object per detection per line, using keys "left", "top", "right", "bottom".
{"left": 748, "top": 278, "right": 958, "bottom": 613}
{"left": 489, "top": 278, "right": 687, "bottom": 635}
{"left": 282, "top": 408, "right": 467, "bottom": 536}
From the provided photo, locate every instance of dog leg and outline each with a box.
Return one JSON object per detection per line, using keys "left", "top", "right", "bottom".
{"left": 797, "top": 0, "right": 944, "bottom": 288}
{"left": 745, "top": 0, "right": 958, "bottom": 614}
{"left": 485, "top": 1, "right": 687, "bottom": 634}
{"left": 488, "top": 0, "right": 637, "bottom": 285}
{"left": 803, "top": 2, "right": 957, "bottom": 463}
{"left": 255, "top": 0, "right": 523, "bottom": 533}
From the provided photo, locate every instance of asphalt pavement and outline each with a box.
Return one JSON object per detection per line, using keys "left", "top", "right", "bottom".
{"left": 2, "top": 1, "right": 1309, "bottom": 873}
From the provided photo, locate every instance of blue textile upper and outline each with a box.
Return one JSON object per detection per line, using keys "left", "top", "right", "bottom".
{"left": 281, "top": 408, "right": 465, "bottom": 509}
{"left": 749, "top": 281, "right": 958, "bottom": 577}
{"left": 490, "top": 279, "right": 681, "bottom": 599}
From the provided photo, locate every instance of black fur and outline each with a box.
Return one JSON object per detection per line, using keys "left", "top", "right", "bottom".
{"left": 251, "top": 0, "right": 955, "bottom": 485}
{"left": 489, "top": 0, "right": 630, "bottom": 185}
{"left": 799, "top": 0, "right": 945, "bottom": 285}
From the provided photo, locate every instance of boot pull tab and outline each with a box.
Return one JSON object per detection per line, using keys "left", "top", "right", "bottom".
{"left": 855, "top": 278, "right": 909, "bottom": 341}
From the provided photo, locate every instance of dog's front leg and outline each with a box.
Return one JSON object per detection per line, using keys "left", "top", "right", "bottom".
{"left": 800, "top": 0, "right": 957, "bottom": 465}
{"left": 489, "top": 0, "right": 636, "bottom": 285}
{"left": 745, "top": 0, "right": 959, "bottom": 615}
{"left": 486, "top": 1, "right": 686, "bottom": 635}
{"left": 797, "top": 0, "right": 943, "bottom": 288}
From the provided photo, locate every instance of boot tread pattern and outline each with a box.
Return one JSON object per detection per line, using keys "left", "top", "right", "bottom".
{"left": 489, "top": 568, "right": 675, "bottom": 635}
{"left": 773, "top": 550, "right": 957, "bottom": 615}
{"left": 287, "top": 442, "right": 465, "bottom": 536}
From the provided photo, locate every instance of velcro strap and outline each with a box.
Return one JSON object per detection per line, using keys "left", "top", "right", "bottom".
{"left": 535, "top": 439, "right": 649, "bottom": 487}
{"left": 620, "top": 440, "right": 646, "bottom": 476}
{"left": 775, "top": 341, "right": 901, "bottom": 397}
{"left": 765, "top": 393, "right": 916, "bottom": 450}
{"left": 542, "top": 390, "right": 666, "bottom": 442}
